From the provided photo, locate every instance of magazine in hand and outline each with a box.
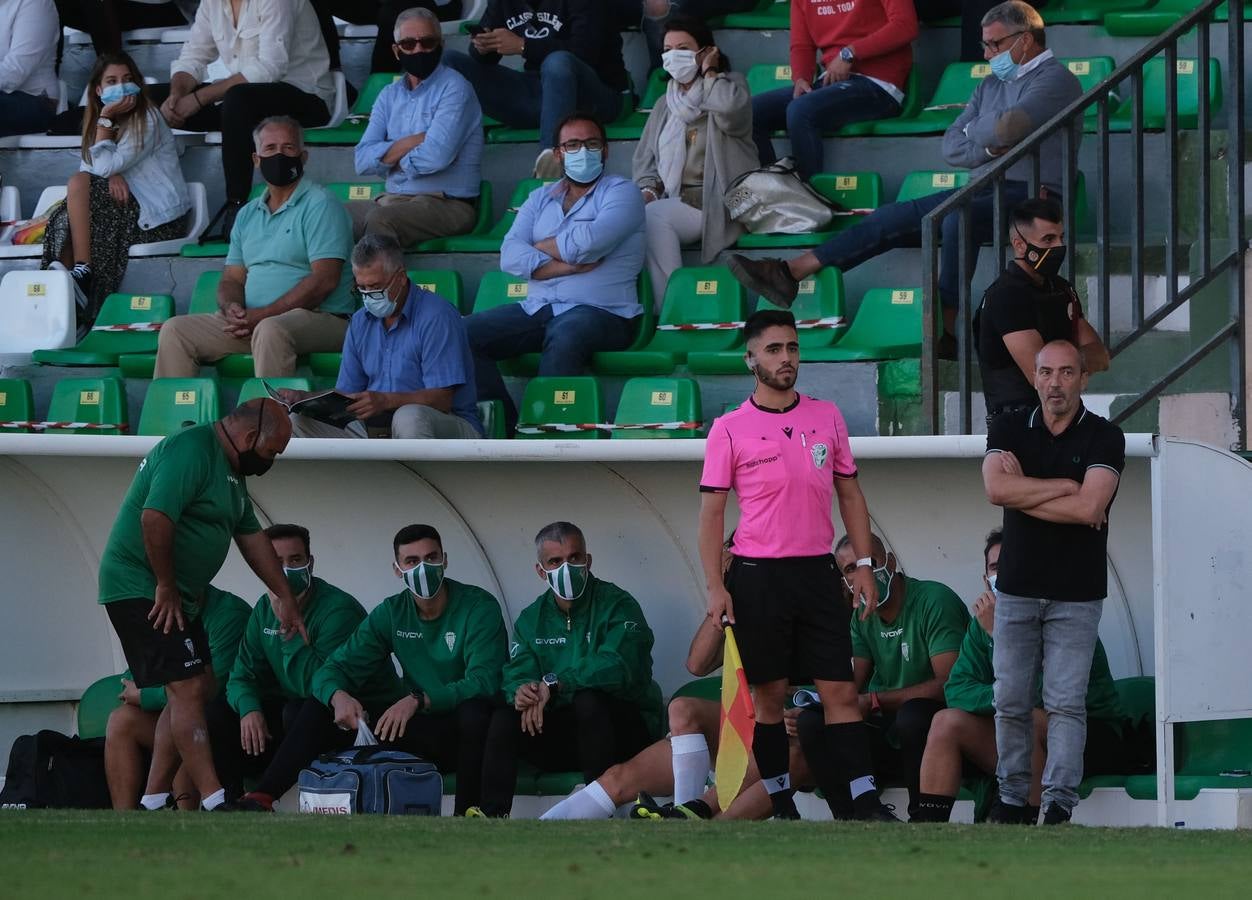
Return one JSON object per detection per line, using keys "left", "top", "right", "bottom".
{"left": 263, "top": 381, "right": 357, "bottom": 429}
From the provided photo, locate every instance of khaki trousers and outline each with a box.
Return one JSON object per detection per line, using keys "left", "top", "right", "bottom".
{"left": 289, "top": 404, "right": 480, "bottom": 440}
{"left": 345, "top": 192, "right": 478, "bottom": 245}
{"left": 154, "top": 309, "right": 350, "bottom": 378}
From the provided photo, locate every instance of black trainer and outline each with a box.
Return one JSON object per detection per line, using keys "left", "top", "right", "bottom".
{"left": 858, "top": 802, "right": 901, "bottom": 823}
{"left": 726, "top": 254, "right": 800, "bottom": 308}
{"left": 1042, "top": 803, "right": 1072, "bottom": 825}
{"left": 986, "top": 797, "right": 1032, "bottom": 824}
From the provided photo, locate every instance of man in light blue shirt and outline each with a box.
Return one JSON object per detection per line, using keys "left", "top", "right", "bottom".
{"left": 347, "top": 7, "right": 483, "bottom": 246}
{"left": 464, "top": 112, "right": 645, "bottom": 432}
{"left": 286, "top": 234, "right": 483, "bottom": 439}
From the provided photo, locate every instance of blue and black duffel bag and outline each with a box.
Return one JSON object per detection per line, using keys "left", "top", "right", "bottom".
{"left": 297, "top": 746, "right": 442, "bottom": 815}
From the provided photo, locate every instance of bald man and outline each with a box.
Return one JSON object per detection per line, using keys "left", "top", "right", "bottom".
{"left": 98, "top": 399, "right": 305, "bottom": 811}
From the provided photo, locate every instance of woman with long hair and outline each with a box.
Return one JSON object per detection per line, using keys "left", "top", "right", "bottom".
{"left": 41, "top": 52, "right": 191, "bottom": 326}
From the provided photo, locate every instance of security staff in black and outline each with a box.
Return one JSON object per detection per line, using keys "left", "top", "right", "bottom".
{"left": 975, "top": 198, "right": 1109, "bottom": 425}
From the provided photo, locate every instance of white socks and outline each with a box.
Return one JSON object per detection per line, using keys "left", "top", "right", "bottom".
{"left": 139, "top": 792, "right": 169, "bottom": 810}
{"left": 539, "top": 780, "right": 616, "bottom": 820}
{"left": 670, "top": 732, "right": 710, "bottom": 805}
{"left": 201, "top": 788, "right": 226, "bottom": 810}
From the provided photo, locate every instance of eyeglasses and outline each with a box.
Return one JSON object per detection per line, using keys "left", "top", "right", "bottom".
{"left": 557, "top": 138, "right": 605, "bottom": 152}
{"left": 396, "top": 36, "right": 440, "bottom": 52}
{"left": 981, "top": 31, "right": 1025, "bottom": 53}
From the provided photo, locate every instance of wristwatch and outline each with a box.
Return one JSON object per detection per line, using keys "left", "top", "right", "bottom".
{"left": 855, "top": 556, "right": 874, "bottom": 569}
{"left": 97, "top": 117, "right": 115, "bottom": 128}
{"left": 839, "top": 46, "right": 855, "bottom": 63}
{"left": 542, "top": 673, "right": 559, "bottom": 692}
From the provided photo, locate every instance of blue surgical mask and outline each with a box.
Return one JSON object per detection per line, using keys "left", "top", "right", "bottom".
{"left": 100, "top": 81, "right": 142, "bottom": 105}
{"left": 562, "top": 147, "right": 603, "bottom": 184}
{"left": 989, "top": 38, "right": 1022, "bottom": 82}
{"left": 362, "top": 290, "right": 396, "bottom": 319}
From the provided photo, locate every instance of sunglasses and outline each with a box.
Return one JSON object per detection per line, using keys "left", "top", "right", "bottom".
{"left": 396, "top": 36, "right": 440, "bottom": 52}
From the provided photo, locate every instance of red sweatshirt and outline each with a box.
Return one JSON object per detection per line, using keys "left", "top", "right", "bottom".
{"left": 790, "top": 0, "right": 918, "bottom": 93}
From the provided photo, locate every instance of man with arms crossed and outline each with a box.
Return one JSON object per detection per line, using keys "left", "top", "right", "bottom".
{"left": 699, "top": 308, "right": 893, "bottom": 821}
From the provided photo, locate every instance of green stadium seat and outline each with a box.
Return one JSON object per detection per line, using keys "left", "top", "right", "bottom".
{"left": 477, "top": 399, "right": 506, "bottom": 439}
{"left": 1108, "top": 57, "right": 1223, "bottom": 131}
{"left": 735, "top": 172, "right": 884, "bottom": 249}
{"left": 32, "top": 293, "right": 174, "bottom": 367}
{"left": 895, "top": 170, "right": 971, "bottom": 202}
{"left": 237, "top": 377, "right": 311, "bottom": 406}
{"left": 605, "top": 69, "right": 669, "bottom": 140}
{"left": 1059, "top": 57, "right": 1118, "bottom": 125}
{"left": 138, "top": 378, "right": 221, "bottom": 436}
{"left": 872, "top": 62, "right": 992, "bottom": 135}
{"left": 468, "top": 270, "right": 530, "bottom": 315}
{"left": 430, "top": 180, "right": 545, "bottom": 253}
{"left": 1104, "top": 0, "right": 1212, "bottom": 37}
{"left": 516, "top": 376, "right": 605, "bottom": 439}
{"left": 46, "top": 376, "right": 128, "bottom": 434}
{"left": 611, "top": 377, "right": 703, "bottom": 439}
{"left": 415, "top": 181, "right": 494, "bottom": 252}
{"left": 745, "top": 61, "right": 795, "bottom": 99}
{"left": 0, "top": 378, "right": 34, "bottom": 433}
{"left": 805, "top": 286, "right": 922, "bottom": 362}
{"left": 77, "top": 674, "right": 124, "bottom": 740}
{"left": 189, "top": 271, "right": 222, "bottom": 314}
{"left": 1115, "top": 676, "right": 1155, "bottom": 728}
{"left": 670, "top": 676, "right": 721, "bottom": 702}
{"left": 714, "top": 0, "right": 790, "bottom": 28}
{"left": 408, "top": 268, "right": 465, "bottom": 313}
{"left": 180, "top": 185, "right": 267, "bottom": 258}
{"left": 322, "top": 181, "right": 386, "bottom": 203}
{"left": 308, "top": 353, "right": 342, "bottom": 378}
{"left": 1041, "top": 0, "right": 1152, "bottom": 24}
{"left": 306, "top": 72, "right": 401, "bottom": 145}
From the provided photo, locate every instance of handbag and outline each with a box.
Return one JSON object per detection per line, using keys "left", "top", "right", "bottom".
{"left": 723, "top": 158, "right": 844, "bottom": 234}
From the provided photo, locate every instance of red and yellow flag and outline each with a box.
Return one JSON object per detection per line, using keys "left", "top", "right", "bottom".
{"left": 715, "top": 625, "right": 756, "bottom": 810}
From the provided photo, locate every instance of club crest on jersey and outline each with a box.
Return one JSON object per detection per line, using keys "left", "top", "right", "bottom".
{"left": 445, "top": 632, "right": 456, "bottom": 652}
{"left": 184, "top": 638, "right": 195, "bottom": 657}
{"left": 811, "top": 442, "right": 828, "bottom": 469}
{"left": 901, "top": 641, "right": 911, "bottom": 662}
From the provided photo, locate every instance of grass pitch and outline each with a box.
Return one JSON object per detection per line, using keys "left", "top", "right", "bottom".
{"left": 4, "top": 811, "right": 1252, "bottom": 899}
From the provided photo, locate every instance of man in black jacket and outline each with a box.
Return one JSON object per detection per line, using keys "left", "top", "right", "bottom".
{"left": 443, "top": 0, "right": 629, "bottom": 178}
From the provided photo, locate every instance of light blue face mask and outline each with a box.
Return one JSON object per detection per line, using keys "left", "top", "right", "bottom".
{"left": 989, "top": 37, "right": 1022, "bottom": 82}
{"left": 101, "top": 81, "right": 142, "bottom": 105}
{"left": 562, "top": 147, "right": 604, "bottom": 184}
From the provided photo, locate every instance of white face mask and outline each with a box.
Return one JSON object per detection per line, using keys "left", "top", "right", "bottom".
{"left": 988, "top": 574, "right": 998, "bottom": 593}
{"left": 662, "top": 48, "right": 700, "bottom": 84}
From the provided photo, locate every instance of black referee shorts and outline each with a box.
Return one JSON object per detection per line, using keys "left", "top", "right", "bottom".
{"left": 726, "top": 555, "right": 853, "bottom": 686}
{"left": 105, "top": 598, "right": 212, "bottom": 689}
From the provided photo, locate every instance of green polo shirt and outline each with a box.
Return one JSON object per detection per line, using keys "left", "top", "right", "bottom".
{"left": 225, "top": 177, "right": 356, "bottom": 316}
{"left": 97, "top": 424, "right": 261, "bottom": 619}
{"left": 850, "top": 576, "right": 970, "bottom": 693}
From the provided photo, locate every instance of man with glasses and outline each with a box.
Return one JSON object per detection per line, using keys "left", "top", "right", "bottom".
{"left": 727, "top": 0, "right": 1080, "bottom": 359}
{"left": 155, "top": 117, "right": 356, "bottom": 379}
{"left": 463, "top": 112, "right": 646, "bottom": 434}
{"left": 282, "top": 233, "right": 482, "bottom": 439}
{"left": 348, "top": 7, "right": 484, "bottom": 246}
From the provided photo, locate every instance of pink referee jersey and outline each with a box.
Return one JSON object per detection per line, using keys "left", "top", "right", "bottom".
{"left": 700, "top": 394, "right": 858, "bottom": 559}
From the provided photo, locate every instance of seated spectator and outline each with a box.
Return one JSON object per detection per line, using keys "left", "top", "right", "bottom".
{"left": 283, "top": 235, "right": 482, "bottom": 439}
{"left": 41, "top": 53, "right": 192, "bottom": 331}
{"left": 104, "top": 585, "right": 251, "bottom": 810}
{"left": 913, "top": 528, "right": 1125, "bottom": 823}
{"left": 752, "top": 0, "right": 917, "bottom": 181}
{"left": 153, "top": 0, "right": 338, "bottom": 239}
{"left": 154, "top": 117, "right": 355, "bottom": 379}
{"left": 464, "top": 113, "right": 645, "bottom": 433}
{"left": 348, "top": 7, "right": 483, "bottom": 246}
{"left": 443, "top": 0, "right": 629, "bottom": 179}
{"left": 314, "top": 524, "right": 508, "bottom": 815}
{"left": 729, "top": 1, "right": 1080, "bottom": 356}
{"left": 311, "top": 0, "right": 463, "bottom": 75}
{"left": 796, "top": 533, "right": 969, "bottom": 819}
{"left": 610, "top": 0, "right": 759, "bottom": 70}
{"left": 976, "top": 197, "right": 1108, "bottom": 425}
{"left": 633, "top": 16, "right": 757, "bottom": 307}
{"left": 0, "top": 0, "right": 60, "bottom": 138}
{"left": 473, "top": 522, "right": 663, "bottom": 817}
{"left": 54, "top": 0, "right": 188, "bottom": 58}
{"left": 223, "top": 524, "right": 402, "bottom": 811}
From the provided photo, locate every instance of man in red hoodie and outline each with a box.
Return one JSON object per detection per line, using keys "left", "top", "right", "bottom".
{"left": 753, "top": 0, "right": 918, "bottom": 180}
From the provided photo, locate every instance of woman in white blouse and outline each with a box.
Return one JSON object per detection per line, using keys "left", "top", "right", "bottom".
{"left": 154, "top": 0, "right": 336, "bottom": 239}
{"left": 41, "top": 53, "right": 192, "bottom": 328}
{"left": 0, "top": 0, "right": 61, "bottom": 137}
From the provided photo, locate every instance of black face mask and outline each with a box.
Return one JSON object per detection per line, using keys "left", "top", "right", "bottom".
{"left": 227, "top": 404, "right": 274, "bottom": 477}
{"left": 259, "top": 152, "right": 303, "bottom": 188}
{"left": 400, "top": 44, "right": 442, "bottom": 80}
{"left": 1015, "top": 227, "right": 1066, "bottom": 279}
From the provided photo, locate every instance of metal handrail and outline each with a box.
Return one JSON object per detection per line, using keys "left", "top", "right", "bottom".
{"left": 920, "top": 0, "right": 1245, "bottom": 442}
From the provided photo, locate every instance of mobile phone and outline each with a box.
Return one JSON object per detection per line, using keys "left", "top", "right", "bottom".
{"left": 466, "top": 24, "right": 487, "bottom": 36}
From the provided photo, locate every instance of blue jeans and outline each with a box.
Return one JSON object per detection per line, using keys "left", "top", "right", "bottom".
{"left": 464, "top": 303, "right": 639, "bottom": 430}
{"left": 752, "top": 76, "right": 901, "bottom": 180}
{"left": 992, "top": 591, "right": 1104, "bottom": 813}
{"left": 443, "top": 50, "right": 623, "bottom": 147}
{"left": 811, "top": 180, "right": 1031, "bottom": 310}
{"left": 0, "top": 91, "right": 55, "bottom": 138}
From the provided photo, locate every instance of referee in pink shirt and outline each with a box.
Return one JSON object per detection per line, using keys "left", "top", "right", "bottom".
{"left": 698, "top": 309, "right": 896, "bottom": 821}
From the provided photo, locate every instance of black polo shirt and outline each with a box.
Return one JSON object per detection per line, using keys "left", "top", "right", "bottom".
{"left": 975, "top": 265, "right": 1084, "bottom": 414}
{"left": 987, "top": 405, "right": 1125, "bottom": 602}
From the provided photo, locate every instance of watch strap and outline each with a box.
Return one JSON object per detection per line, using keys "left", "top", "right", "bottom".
{"left": 855, "top": 556, "right": 874, "bottom": 569}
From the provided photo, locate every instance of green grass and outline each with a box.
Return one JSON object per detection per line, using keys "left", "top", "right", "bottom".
{"left": 4, "top": 812, "right": 1252, "bottom": 898}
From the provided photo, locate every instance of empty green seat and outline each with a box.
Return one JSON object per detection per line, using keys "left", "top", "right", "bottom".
{"left": 746, "top": 62, "right": 796, "bottom": 98}
{"left": 78, "top": 674, "right": 125, "bottom": 740}
{"left": 477, "top": 399, "right": 506, "bottom": 440}
{"left": 611, "top": 377, "right": 703, "bottom": 439}
{"left": 46, "top": 376, "right": 128, "bottom": 434}
{"left": 714, "top": 0, "right": 790, "bottom": 28}
{"left": 470, "top": 271, "right": 530, "bottom": 314}
{"left": 1108, "top": 57, "right": 1223, "bottom": 131}
{"left": 308, "top": 353, "right": 343, "bottom": 378}
{"left": 408, "top": 268, "right": 465, "bottom": 313}
{"left": 606, "top": 69, "right": 669, "bottom": 140}
{"left": 872, "top": 62, "right": 991, "bottom": 135}
{"left": 32, "top": 293, "right": 175, "bottom": 366}
{"left": 138, "top": 378, "right": 221, "bottom": 436}
{"left": 1104, "top": 0, "right": 1206, "bottom": 37}
{"left": 806, "top": 287, "right": 922, "bottom": 362}
{"left": 1115, "top": 676, "right": 1155, "bottom": 728}
{"left": 626, "top": 267, "right": 748, "bottom": 371}
{"left": 0, "top": 378, "right": 35, "bottom": 433}
{"left": 1059, "top": 57, "right": 1118, "bottom": 124}
{"left": 1038, "top": 0, "right": 1151, "bottom": 24}
{"left": 736, "top": 172, "right": 883, "bottom": 249}
{"left": 431, "top": 180, "right": 543, "bottom": 253}
{"left": 306, "top": 72, "right": 401, "bottom": 145}
{"left": 895, "top": 170, "right": 971, "bottom": 202}
{"left": 516, "top": 376, "right": 604, "bottom": 439}
{"left": 238, "top": 377, "right": 311, "bottom": 406}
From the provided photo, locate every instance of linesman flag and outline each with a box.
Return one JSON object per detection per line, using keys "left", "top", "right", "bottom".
{"left": 715, "top": 624, "right": 756, "bottom": 810}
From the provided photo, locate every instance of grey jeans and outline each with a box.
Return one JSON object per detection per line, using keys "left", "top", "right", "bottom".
{"left": 290, "top": 405, "right": 479, "bottom": 439}
{"left": 992, "top": 590, "right": 1104, "bottom": 812}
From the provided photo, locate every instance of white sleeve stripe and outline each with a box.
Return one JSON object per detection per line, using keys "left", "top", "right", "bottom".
{"left": 1086, "top": 463, "right": 1122, "bottom": 479}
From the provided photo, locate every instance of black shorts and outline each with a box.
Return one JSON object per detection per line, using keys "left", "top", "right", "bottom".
{"left": 726, "top": 554, "right": 853, "bottom": 685}
{"left": 105, "top": 598, "right": 211, "bottom": 689}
